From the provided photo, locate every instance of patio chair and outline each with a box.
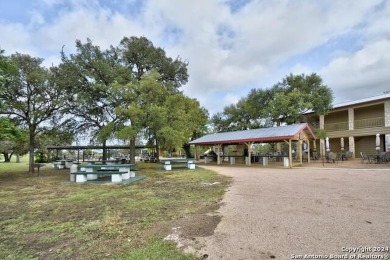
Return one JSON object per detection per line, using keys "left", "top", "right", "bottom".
{"left": 379, "top": 152, "right": 388, "bottom": 163}
{"left": 360, "top": 152, "right": 374, "bottom": 164}
{"left": 335, "top": 153, "right": 342, "bottom": 163}
{"left": 345, "top": 151, "right": 353, "bottom": 160}
{"left": 385, "top": 152, "right": 390, "bottom": 163}
{"left": 302, "top": 152, "right": 308, "bottom": 162}
{"left": 360, "top": 152, "right": 366, "bottom": 163}
{"left": 311, "top": 151, "right": 318, "bottom": 160}
{"left": 327, "top": 152, "right": 336, "bottom": 163}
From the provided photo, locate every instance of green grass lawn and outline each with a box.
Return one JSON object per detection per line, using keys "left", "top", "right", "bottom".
{"left": 0, "top": 161, "right": 230, "bottom": 259}
{"left": 0, "top": 155, "right": 30, "bottom": 171}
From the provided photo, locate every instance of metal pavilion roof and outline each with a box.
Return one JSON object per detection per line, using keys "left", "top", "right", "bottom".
{"left": 46, "top": 145, "right": 146, "bottom": 150}
{"left": 190, "top": 123, "right": 316, "bottom": 145}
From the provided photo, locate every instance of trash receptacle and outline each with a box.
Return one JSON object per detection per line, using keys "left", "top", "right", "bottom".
{"left": 230, "top": 157, "right": 235, "bottom": 165}
{"left": 283, "top": 157, "right": 289, "bottom": 167}
{"left": 263, "top": 157, "right": 268, "bottom": 166}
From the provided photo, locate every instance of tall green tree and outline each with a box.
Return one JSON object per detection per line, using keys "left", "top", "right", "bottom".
{"left": 58, "top": 39, "right": 124, "bottom": 160}
{"left": 119, "top": 36, "right": 188, "bottom": 87}
{"left": 269, "top": 73, "right": 333, "bottom": 124}
{"left": 210, "top": 88, "right": 275, "bottom": 132}
{"left": 0, "top": 53, "right": 68, "bottom": 172}
{"left": 115, "top": 71, "right": 208, "bottom": 159}
{"left": 210, "top": 73, "right": 333, "bottom": 131}
{"left": 164, "top": 93, "right": 209, "bottom": 157}
{"left": 141, "top": 72, "right": 208, "bottom": 158}
{"left": 117, "top": 36, "right": 189, "bottom": 161}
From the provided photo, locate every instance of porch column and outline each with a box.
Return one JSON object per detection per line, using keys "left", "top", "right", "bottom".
{"left": 245, "top": 142, "right": 253, "bottom": 166}
{"left": 276, "top": 143, "right": 281, "bottom": 154}
{"left": 348, "top": 108, "right": 355, "bottom": 157}
{"left": 298, "top": 139, "right": 303, "bottom": 166}
{"left": 349, "top": 137, "right": 355, "bottom": 158}
{"left": 319, "top": 115, "right": 325, "bottom": 158}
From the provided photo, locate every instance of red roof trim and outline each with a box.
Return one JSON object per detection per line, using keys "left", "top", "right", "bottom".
{"left": 193, "top": 135, "right": 296, "bottom": 145}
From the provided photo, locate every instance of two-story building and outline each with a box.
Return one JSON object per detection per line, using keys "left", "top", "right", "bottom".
{"left": 305, "top": 93, "right": 390, "bottom": 158}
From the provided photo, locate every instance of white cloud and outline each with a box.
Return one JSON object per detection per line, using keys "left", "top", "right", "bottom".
{"left": 29, "top": 10, "right": 46, "bottom": 27}
{"left": 0, "top": 23, "right": 33, "bottom": 55}
{"left": 35, "top": 7, "right": 145, "bottom": 53}
{"left": 289, "top": 63, "right": 313, "bottom": 75}
{"left": 1, "top": 0, "right": 389, "bottom": 114}
{"left": 145, "top": 0, "right": 387, "bottom": 110}
{"left": 321, "top": 39, "right": 390, "bottom": 102}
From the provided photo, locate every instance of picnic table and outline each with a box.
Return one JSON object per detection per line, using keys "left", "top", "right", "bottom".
{"left": 52, "top": 160, "right": 74, "bottom": 169}
{"left": 160, "top": 159, "right": 196, "bottom": 170}
{"left": 83, "top": 159, "right": 128, "bottom": 165}
{"left": 70, "top": 163, "right": 138, "bottom": 183}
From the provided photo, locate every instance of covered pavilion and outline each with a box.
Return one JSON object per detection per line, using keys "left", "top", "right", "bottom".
{"left": 46, "top": 144, "right": 146, "bottom": 162}
{"left": 189, "top": 123, "right": 316, "bottom": 168}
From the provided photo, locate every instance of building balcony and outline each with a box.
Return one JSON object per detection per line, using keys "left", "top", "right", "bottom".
{"left": 324, "top": 117, "right": 385, "bottom": 132}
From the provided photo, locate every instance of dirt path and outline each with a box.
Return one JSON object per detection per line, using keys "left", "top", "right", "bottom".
{"left": 193, "top": 166, "right": 390, "bottom": 260}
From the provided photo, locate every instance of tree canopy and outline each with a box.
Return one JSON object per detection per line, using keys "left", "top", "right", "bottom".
{"left": 56, "top": 36, "right": 205, "bottom": 161}
{"left": 210, "top": 73, "right": 333, "bottom": 132}
{"left": 0, "top": 53, "right": 70, "bottom": 171}
{"left": 57, "top": 39, "right": 123, "bottom": 160}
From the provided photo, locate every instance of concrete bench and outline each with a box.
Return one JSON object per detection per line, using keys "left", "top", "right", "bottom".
{"left": 161, "top": 160, "right": 196, "bottom": 170}
{"left": 71, "top": 171, "right": 126, "bottom": 183}
{"left": 52, "top": 161, "right": 65, "bottom": 169}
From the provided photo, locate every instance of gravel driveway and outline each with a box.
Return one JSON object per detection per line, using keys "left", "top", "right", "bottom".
{"left": 195, "top": 165, "right": 390, "bottom": 260}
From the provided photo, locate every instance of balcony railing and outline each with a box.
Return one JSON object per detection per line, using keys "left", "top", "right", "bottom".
{"left": 354, "top": 117, "right": 384, "bottom": 129}
{"left": 324, "top": 121, "right": 348, "bottom": 131}
{"left": 324, "top": 117, "right": 385, "bottom": 131}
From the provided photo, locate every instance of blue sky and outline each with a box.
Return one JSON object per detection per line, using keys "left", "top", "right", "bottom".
{"left": 1, "top": 0, "right": 390, "bottom": 115}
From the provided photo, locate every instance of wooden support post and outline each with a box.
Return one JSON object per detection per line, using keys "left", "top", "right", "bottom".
{"left": 245, "top": 142, "right": 254, "bottom": 166}
{"left": 216, "top": 144, "right": 222, "bottom": 165}
{"left": 299, "top": 139, "right": 303, "bottom": 166}
{"left": 289, "top": 139, "right": 292, "bottom": 168}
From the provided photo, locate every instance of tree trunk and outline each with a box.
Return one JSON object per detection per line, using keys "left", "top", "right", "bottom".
{"left": 130, "top": 138, "right": 136, "bottom": 164}
{"left": 102, "top": 140, "right": 107, "bottom": 161}
{"left": 16, "top": 154, "right": 20, "bottom": 163}
{"left": 3, "top": 153, "right": 11, "bottom": 162}
{"left": 182, "top": 143, "right": 192, "bottom": 158}
{"left": 155, "top": 138, "right": 160, "bottom": 161}
{"left": 29, "top": 130, "right": 35, "bottom": 173}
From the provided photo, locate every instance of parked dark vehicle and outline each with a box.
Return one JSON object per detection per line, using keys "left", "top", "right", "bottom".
{"left": 144, "top": 155, "right": 157, "bottom": 163}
